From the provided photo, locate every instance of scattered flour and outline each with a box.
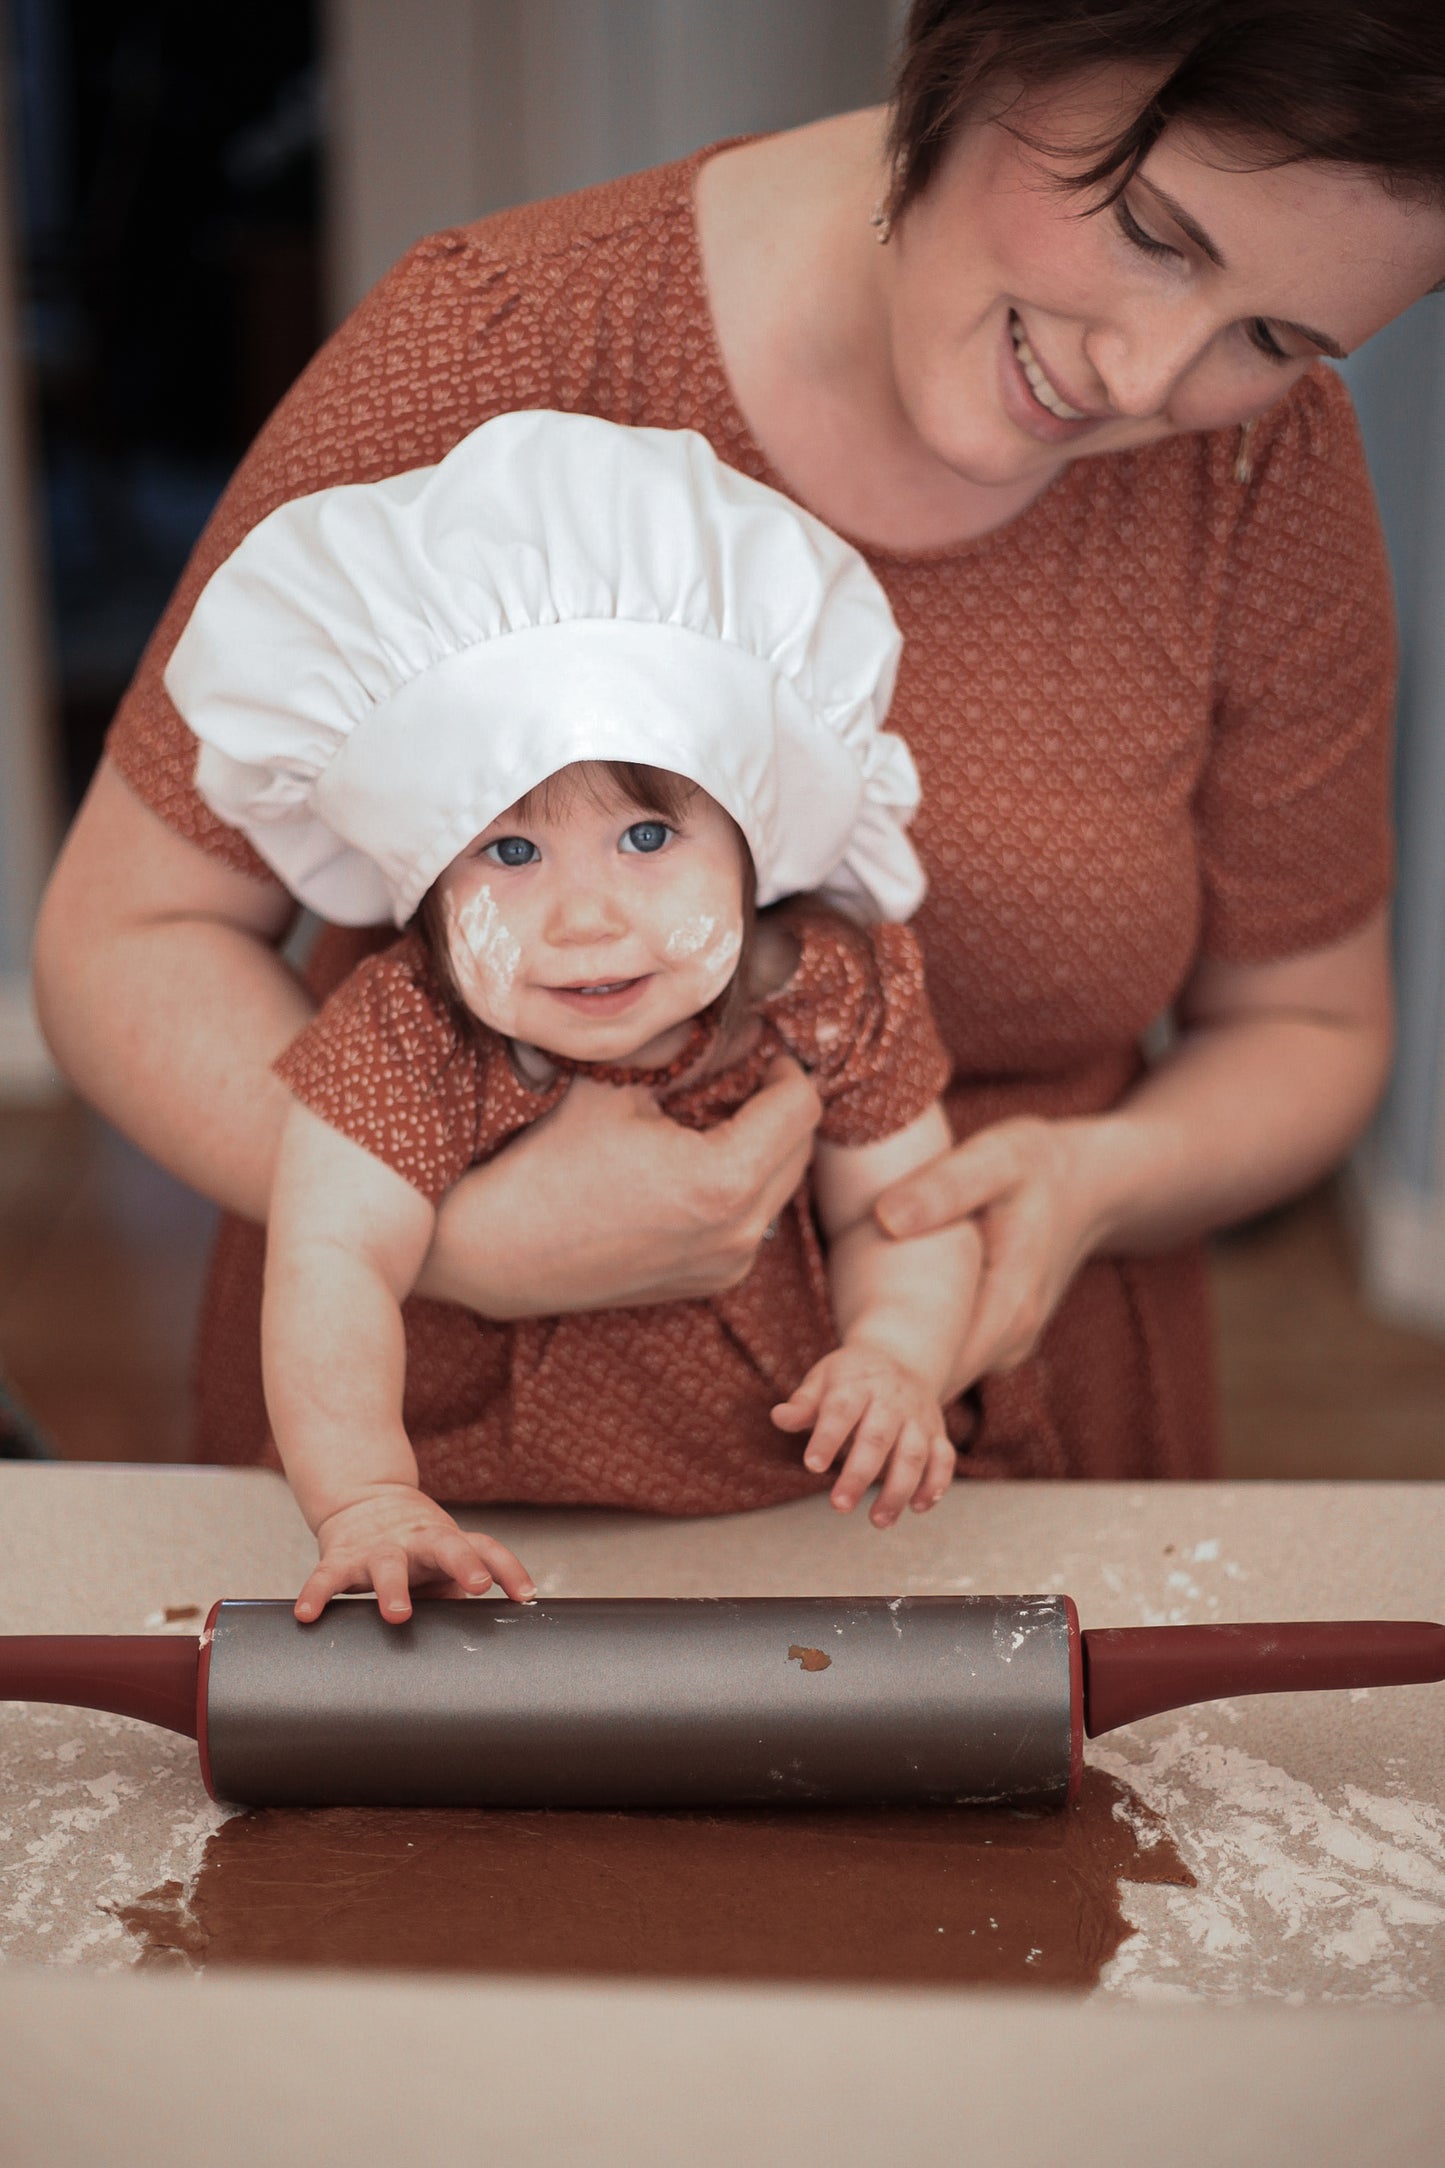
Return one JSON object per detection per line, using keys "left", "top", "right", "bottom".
{"left": 1094, "top": 1721, "right": 1445, "bottom": 2003}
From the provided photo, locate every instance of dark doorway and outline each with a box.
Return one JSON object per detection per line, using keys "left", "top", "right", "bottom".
{"left": 8, "top": 0, "right": 322, "bottom": 808}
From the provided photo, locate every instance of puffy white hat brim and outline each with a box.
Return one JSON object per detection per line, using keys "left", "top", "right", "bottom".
{"left": 168, "top": 412, "right": 924, "bottom": 926}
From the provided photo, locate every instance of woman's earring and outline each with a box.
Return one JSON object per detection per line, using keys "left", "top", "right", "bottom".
{"left": 1233, "top": 419, "right": 1256, "bottom": 486}
{"left": 870, "top": 200, "right": 893, "bottom": 246}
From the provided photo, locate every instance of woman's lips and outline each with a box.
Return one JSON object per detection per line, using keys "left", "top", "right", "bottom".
{"left": 543, "top": 976, "right": 652, "bottom": 1018}
{"left": 1000, "top": 310, "right": 1104, "bottom": 443}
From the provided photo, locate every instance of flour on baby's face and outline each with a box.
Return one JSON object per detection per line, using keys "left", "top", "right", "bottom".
{"left": 443, "top": 884, "right": 524, "bottom": 1034}
{"left": 663, "top": 913, "right": 743, "bottom": 1002}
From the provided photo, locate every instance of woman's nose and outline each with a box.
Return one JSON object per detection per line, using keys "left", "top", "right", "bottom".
{"left": 1085, "top": 303, "right": 1215, "bottom": 422}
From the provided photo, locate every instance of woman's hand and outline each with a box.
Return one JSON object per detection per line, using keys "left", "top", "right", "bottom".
{"left": 419, "top": 1055, "right": 823, "bottom": 1318}
{"left": 869, "top": 915, "right": 1397, "bottom": 1402}
{"left": 772, "top": 1345, "right": 957, "bottom": 1526}
{"left": 873, "top": 1116, "right": 1109, "bottom": 1398}
{"left": 295, "top": 1485, "right": 537, "bottom": 1625}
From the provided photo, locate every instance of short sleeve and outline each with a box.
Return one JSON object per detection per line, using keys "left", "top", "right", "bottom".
{"left": 274, "top": 938, "right": 482, "bottom": 1202}
{"left": 769, "top": 909, "right": 952, "bottom": 1148}
{"left": 1199, "top": 366, "right": 1395, "bottom": 964}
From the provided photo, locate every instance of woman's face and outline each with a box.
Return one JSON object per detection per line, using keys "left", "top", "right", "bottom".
{"left": 885, "top": 72, "right": 1445, "bottom": 489}
{"left": 434, "top": 763, "right": 746, "bottom": 1063}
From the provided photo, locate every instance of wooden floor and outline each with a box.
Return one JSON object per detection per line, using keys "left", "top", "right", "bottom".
{"left": 2, "top": 1097, "right": 1444, "bottom": 1478}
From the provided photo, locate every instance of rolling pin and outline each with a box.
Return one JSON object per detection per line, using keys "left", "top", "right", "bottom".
{"left": 2, "top": 1596, "right": 1441, "bottom": 1809}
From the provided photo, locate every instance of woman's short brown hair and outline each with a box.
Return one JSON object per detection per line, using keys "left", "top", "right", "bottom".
{"left": 886, "top": 1, "right": 1445, "bottom": 223}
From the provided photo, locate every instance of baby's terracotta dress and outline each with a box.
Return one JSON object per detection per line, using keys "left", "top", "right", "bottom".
{"left": 105, "top": 144, "right": 1397, "bottom": 1484}
{"left": 272, "top": 906, "right": 951, "bottom": 1511}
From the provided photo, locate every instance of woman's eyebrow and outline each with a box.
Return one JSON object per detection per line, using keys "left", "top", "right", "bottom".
{"left": 1134, "top": 176, "right": 1348, "bottom": 358}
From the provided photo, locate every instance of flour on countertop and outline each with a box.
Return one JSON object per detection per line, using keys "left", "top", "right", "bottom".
{"left": 1094, "top": 1722, "right": 1445, "bottom": 2003}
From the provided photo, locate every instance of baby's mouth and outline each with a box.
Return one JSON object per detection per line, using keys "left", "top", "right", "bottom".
{"left": 544, "top": 976, "right": 651, "bottom": 1015}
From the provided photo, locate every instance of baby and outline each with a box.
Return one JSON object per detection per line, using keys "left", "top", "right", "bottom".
{"left": 166, "top": 412, "right": 978, "bottom": 1622}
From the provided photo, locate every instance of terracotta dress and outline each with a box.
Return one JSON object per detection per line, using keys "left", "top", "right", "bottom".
{"left": 105, "top": 146, "right": 1396, "bottom": 1488}
{"left": 273, "top": 908, "right": 950, "bottom": 1511}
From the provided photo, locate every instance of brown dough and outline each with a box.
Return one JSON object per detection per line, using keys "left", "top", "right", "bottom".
{"left": 117, "top": 1767, "right": 1191, "bottom": 1989}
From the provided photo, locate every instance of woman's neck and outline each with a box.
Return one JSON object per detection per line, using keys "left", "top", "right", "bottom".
{"left": 694, "top": 109, "right": 1059, "bottom": 553}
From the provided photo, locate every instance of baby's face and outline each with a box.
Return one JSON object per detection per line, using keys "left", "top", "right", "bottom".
{"left": 435, "top": 764, "right": 746, "bottom": 1063}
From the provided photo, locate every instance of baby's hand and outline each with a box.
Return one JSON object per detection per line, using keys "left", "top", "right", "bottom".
{"left": 772, "top": 1346, "right": 956, "bottom": 1528}
{"left": 295, "top": 1484, "right": 537, "bottom": 1625}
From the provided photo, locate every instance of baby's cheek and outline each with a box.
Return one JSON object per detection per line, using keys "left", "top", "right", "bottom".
{"left": 443, "top": 886, "right": 524, "bottom": 1031}
{"left": 677, "top": 919, "right": 743, "bottom": 1005}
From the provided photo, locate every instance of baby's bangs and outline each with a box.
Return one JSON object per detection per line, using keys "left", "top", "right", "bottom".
{"left": 515, "top": 760, "right": 703, "bottom": 827}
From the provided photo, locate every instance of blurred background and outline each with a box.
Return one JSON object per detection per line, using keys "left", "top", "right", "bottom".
{"left": 0, "top": 0, "right": 1442, "bottom": 1474}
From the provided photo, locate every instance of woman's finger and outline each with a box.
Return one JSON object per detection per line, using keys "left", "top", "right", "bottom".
{"left": 715, "top": 1057, "right": 823, "bottom": 1224}
{"left": 875, "top": 1124, "right": 1027, "bottom": 1240}
{"left": 953, "top": 1195, "right": 1053, "bottom": 1383}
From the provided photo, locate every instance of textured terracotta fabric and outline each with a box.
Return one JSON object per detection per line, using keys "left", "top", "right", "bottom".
{"left": 270, "top": 906, "right": 950, "bottom": 1509}
{"left": 106, "top": 145, "right": 1397, "bottom": 1489}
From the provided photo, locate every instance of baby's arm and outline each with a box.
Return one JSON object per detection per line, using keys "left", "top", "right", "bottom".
{"left": 771, "top": 1103, "right": 980, "bottom": 1527}
{"left": 264, "top": 1102, "right": 535, "bottom": 1621}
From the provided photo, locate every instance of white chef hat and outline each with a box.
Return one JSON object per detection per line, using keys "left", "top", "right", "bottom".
{"left": 165, "top": 409, "right": 924, "bottom": 928}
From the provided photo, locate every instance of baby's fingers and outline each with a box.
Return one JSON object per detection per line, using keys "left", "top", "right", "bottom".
{"left": 770, "top": 1367, "right": 828, "bottom": 1435}
{"left": 870, "top": 1417, "right": 938, "bottom": 1528}
{"left": 911, "top": 1431, "right": 959, "bottom": 1513}
{"left": 368, "top": 1545, "right": 416, "bottom": 1624}
{"left": 294, "top": 1557, "right": 362, "bottom": 1624}
{"left": 829, "top": 1398, "right": 900, "bottom": 1513}
{"left": 799, "top": 1382, "right": 870, "bottom": 1477}
{"left": 449, "top": 1531, "right": 537, "bottom": 1604}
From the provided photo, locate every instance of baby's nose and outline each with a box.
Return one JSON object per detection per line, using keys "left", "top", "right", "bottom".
{"left": 546, "top": 880, "right": 627, "bottom": 944}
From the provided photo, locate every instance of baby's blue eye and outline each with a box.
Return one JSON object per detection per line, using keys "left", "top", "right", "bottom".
{"left": 621, "top": 821, "right": 671, "bottom": 855}
{"left": 482, "top": 835, "right": 538, "bottom": 867}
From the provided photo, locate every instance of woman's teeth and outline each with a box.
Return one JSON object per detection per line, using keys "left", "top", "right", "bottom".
{"left": 1010, "top": 317, "right": 1087, "bottom": 422}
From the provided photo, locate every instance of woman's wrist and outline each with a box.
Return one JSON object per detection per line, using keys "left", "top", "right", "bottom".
{"left": 1058, "top": 1107, "right": 1185, "bottom": 1261}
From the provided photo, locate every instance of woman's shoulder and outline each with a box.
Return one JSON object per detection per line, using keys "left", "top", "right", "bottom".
{"left": 415, "top": 147, "right": 712, "bottom": 298}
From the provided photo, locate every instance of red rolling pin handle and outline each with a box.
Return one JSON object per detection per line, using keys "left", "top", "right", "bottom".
{"left": 0, "top": 1635, "right": 200, "bottom": 1739}
{"left": 1081, "top": 1620, "right": 1445, "bottom": 1738}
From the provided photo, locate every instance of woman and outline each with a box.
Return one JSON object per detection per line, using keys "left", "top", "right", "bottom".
{"left": 33, "top": 1, "right": 1445, "bottom": 1483}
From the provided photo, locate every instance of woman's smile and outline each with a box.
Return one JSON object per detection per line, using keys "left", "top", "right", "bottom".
{"left": 1000, "top": 308, "right": 1103, "bottom": 441}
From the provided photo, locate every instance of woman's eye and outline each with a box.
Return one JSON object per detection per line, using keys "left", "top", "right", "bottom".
{"left": 1115, "top": 199, "right": 1180, "bottom": 263}
{"left": 1246, "top": 318, "right": 1292, "bottom": 366}
{"left": 620, "top": 821, "right": 672, "bottom": 855}
{"left": 482, "top": 835, "right": 538, "bottom": 867}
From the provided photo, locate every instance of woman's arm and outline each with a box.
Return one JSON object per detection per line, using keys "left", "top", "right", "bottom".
{"left": 34, "top": 762, "right": 823, "bottom": 1305}
{"left": 265, "top": 1103, "right": 534, "bottom": 1620}
{"left": 875, "top": 908, "right": 1394, "bottom": 1396}
{"left": 33, "top": 760, "right": 306, "bottom": 1219}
